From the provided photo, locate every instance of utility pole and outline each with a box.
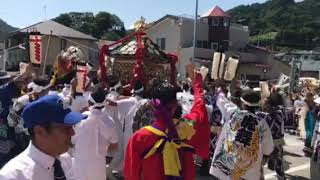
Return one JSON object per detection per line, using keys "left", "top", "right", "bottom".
{"left": 43, "top": 5, "right": 47, "bottom": 21}
{"left": 192, "top": 0, "right": 199, "bottom": 64}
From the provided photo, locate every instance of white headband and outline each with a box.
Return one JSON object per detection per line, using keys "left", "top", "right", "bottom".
{"left": 27, "top": 82, "right": 44, "bottom": 93}
{"left": 88, "top": 94, "right": 105, "bottom": 108}
{"left": 110, "top": 81, "right": 122, "bottom": 91}
{"left": 64, "top": 84, "right": 71, "bottom": 88}
{"left": 240, "top": 97, "right": 260, "bottom": 107}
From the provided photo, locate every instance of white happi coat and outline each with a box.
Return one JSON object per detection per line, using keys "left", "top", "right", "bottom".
{"left": 103, "top": 92, "right": 135, "bottom": 173}
{"left": 177, "top": 90, "right": 194, "bottom": 116}
{"left": 123, "top": 96, "right": 148, "bottom": 149}
{"left": 70, "top": 93, "right": 89, "bottom": 113}
{"left": 210, "top": 95, "right": 274, "bottom": 180}
{"left": 177, "top": 90, "right": 213, "bottom": 121}
{"left": 72, "top": 108, "right": 118, "bottom": 180}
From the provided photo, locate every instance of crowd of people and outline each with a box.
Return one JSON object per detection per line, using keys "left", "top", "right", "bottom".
{"left": 0, "top": 60, "right": 319, "bottom": 180}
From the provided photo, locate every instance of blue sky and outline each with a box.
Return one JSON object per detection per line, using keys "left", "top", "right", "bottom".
{"left": 1, "top": 0, "right": 266, "bottom": 29}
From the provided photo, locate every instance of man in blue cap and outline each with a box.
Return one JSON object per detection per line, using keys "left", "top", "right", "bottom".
{"left": 0, "top": 95, "right": 87, "bottom": 180}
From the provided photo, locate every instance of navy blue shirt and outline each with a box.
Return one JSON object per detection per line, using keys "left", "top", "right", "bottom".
{"left": 0, "top": 82, "right": 20, "bottom": 143}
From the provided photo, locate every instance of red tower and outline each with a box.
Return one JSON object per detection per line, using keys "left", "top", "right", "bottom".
{"left": 202, "top": 6, "right": 231, "bottom": 51}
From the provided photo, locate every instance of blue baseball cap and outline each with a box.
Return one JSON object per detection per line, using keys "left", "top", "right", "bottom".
{"left": 22, "top": 95, "right": 87, "bottom": 128}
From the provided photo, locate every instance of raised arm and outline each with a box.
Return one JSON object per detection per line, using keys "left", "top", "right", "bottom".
{"left": 216, "top": 91, "right": 239, "bottom": 122}
{"left": 184, "top": 71, "right": 210, "bottom": 159}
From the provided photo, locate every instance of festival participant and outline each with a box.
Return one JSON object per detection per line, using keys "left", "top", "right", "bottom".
{"left": 310, "top": 96, "right": 320, "bottom": 179}
{"left": 58, "top": 84, "right": 72, "bottom": 100}
{"left": 131, "top": 78, "right": 159, "bottom": 132}
{"left": 123, "top": 80, "right": 148, "bottom": 150}
{"left": 67, "top": 77, "right": 90, "bottom": 113}
{"left": 104, "top": 75, "right": 135, "bottom": 178}
{"left": 106, "top": 76, "right": 123, "bottom": 101}
{"left": 184, "top": 72, "right": 211, "bottom": 177}
{"left": 294, "top": 95, "right": 308, "bottom": 139}
{"left": 50, "top": 46, "right": 83, "bottom": 87}
{"left": 72, "top": 85, "right": 118, "bottom": 180}
{"left": 300, "top": 92, "right": 319, "bottom": 156}
{"left": 104, "top": 79, "right": 149, "bottom": 179}
{"left": 7, "top": 77, "right": 51, "bottom": 157}
{"left": 303, "top": 93, "right": 319, "bottom": 156}
{"left": 0, "top": 95, "right": 86, "bottom": 180}
{"left": 0, "top": 64, "right": 33, "bottom": 168}
{"left": 124, "top": 71, "right": 210, "bottom": 180}
{"left": 177, "top": 81, "right": 194, "bottom": 116}
{"left": 257, "top": 92, "right": 286, "bottom": 180}
{"left": 210, "top": 89, "right": 274, "bottom": 180}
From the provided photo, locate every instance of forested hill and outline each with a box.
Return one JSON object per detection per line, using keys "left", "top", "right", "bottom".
{"left": 0, "top": 19, "right": 17, "bottom": 41}
{"left": 228, "top": 0, "right": 320, "bottom": 50}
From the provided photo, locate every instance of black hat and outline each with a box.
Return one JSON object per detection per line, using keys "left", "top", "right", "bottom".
{"left": 150, "top": 79, "right": 178, "bottom": 105}
{"left": 131, "top": 80, "right": 144, "bottom": 94}
{"left": 241, "top": 90, "right": 261, "bottom": 107}
{"left": 90, "top": 84, "right": 106, "bottom": 104}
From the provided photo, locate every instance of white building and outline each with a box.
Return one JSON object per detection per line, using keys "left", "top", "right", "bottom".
{"left": 145, "top": 6, "right": 250, "bottom": 78}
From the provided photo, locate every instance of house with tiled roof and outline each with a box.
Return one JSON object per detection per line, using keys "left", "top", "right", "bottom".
{"left": 5, "top": 20, "right": 98, "bottom": 71}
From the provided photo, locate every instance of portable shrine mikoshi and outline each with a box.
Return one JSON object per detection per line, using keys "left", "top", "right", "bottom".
{"left": 99, "top": 31, "right": 178, "bottom": 89}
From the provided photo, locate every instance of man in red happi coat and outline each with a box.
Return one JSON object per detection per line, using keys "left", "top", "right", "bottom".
{"left": 124, "top": 71, "right": 210, "bottom": 180}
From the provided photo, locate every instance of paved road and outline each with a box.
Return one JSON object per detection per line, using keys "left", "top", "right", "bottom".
{"left": 196, "top": 133, "right": 311, "bottom": 180}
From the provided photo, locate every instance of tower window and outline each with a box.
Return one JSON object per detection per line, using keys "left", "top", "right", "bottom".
{"left": 224, "top": 19, "right": 230, "bottom": 27}
{"left": 212, "top": 19, "right": 219, "bottom": 26}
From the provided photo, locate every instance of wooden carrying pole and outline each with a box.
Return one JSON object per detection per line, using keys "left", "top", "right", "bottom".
{"left": 42, "top": 31, "right": 52, "bottom": 75}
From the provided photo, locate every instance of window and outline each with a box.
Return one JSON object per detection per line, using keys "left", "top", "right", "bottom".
{"left": 201, "top": 18, "right": 208, "bottom": 24}
{"left": 161, "top": 38, "right": 166, "bottom": 50}
{"left": 156, "top": 38, "right": 166, "bottom": 50}
{"left": 203, "top": 41, "right": 209, "bottom": 48}
{"left": 219, "top": 18, "right": 224, "bottom": 26}
{"left": 196, "top": 40, "right": 209, "bottom": 49}
{"left": 212, "top": 19, "right": 219, "bottom": 27}
{"left": 211, "top": 43, "right": 218, "bottom": 50}
{"left": 304, "top": 55, "right": 308, "bottom": 60}
{"left": 224, "top": 19, "right": 230, "bottom": 27}
{"left": 196, "top": 40, "right": 202, "bottom": 48}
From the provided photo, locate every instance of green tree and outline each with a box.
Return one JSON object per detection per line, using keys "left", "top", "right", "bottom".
{"left": 53, "top": 13, "right": 72, "bottom": 27}
{"left": 228, "top": 0, "right": 320, "bottom": 49}
{"left": 53, "top": 11, "right": 126, "bottom": 40}
{"left": 102, "top": 31, "right": 122, "bottom": 41}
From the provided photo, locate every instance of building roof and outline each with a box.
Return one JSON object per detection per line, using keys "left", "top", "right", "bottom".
{"left": 13, "top": 20, "right": 97, "bottom": 41}
{"left": 201, "top": 6, "right": 231, "bottom": 18}
{"left": 145, "top": 14, "right": 208, "bottom": 32}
